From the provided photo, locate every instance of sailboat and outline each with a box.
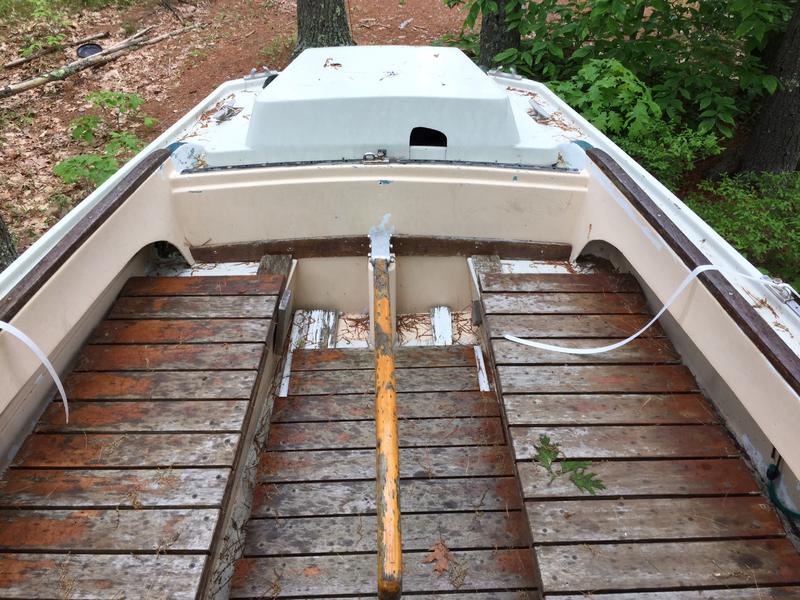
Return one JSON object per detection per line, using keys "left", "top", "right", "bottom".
{"left": 0, "top": 45, "right": 798, "bottom": 599}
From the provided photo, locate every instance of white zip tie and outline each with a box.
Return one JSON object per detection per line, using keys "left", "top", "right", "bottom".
{"left": 0, "top": 321, "right": 68, "bottom": 422}
{"left": 504, "top": 264, "right": 786, "bottom": 355}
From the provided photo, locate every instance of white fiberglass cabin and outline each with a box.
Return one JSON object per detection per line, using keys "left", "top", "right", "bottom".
{"left": 0, "top": 46, "right": 799, "bottom": 599}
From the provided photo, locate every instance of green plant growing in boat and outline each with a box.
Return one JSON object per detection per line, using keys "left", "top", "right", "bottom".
{"left": 54, "top": 91, "right": 157, "bottom": 188}
{"left": 534, "top": 434, "right": 606, "bottom": 495}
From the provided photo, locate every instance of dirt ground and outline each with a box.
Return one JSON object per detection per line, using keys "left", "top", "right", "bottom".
{"left": 0, "top": 0, "right": 468, "bottom": 253}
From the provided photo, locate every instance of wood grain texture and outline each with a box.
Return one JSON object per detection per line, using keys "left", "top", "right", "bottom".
{"left": 251, "top": 477, "right": 521, "bottom": 517}
{"left": 483, "top": 292, "right": 649, "bottom": 314}
{"left": 492, "top": 338, "right": 680, "bottom": 364}
{"left": 487, "top": 314, "right": 664, "bottom": 338}
{"left": 65, "top": 371, "right": 257, "bottom": 400}
{"left": 230, "top": 549, "right": 536, "bottom": 597}
{"left": 291, "top": 346, "right": 477, "bottom": 370}
{"left": 121, "top": 274, "right": 282, "bottom": 296}
{"left": 519, "top": 459, "right": 759, "bottom": 499}
{"left": 260, "top": 446, "right": 514, "bottom": 482}
{"left": 527, "top": 496, "right": 783, "bottom": 543}
{"left": 89, "top": 318, "right": 271, "bottom": 344}
{"left": 37, "top": 401, "right": 248, "bottom": 433}
{"left": 287, "top": 366, "right": 479, "bottom": 395}
{"left": 267, "top": 418, "right": 504, "bottom": 450}
{"left": 273, "top": 391, "right": 499, "bottom": 422}
{"left": 481, "top": 272, "right": 639, "bottom": 293}
{"left": 497, "top": 365, "right": 698, "bottom": 394}
{"left": 109, "top": 295, "right": 277, "bottom": 319}
{"left": 75, "top": 343, "right": 265, "bottom": 371}
{"left": 553, "top": 590, "right": 800, "bottom": 600}
{"left": 537, "top": 539, "right": 800, "bottom": 592}
{"left": 0, "top": 508, "right": 218, "bottom": 551}
{"left": 13, "top": 433, "right": 238, "bottom": 468}
{"left": 244, "top": 511, "right": 530, "bottom": 556}
{"left": 0, "top": 468, "right": 229, "bottom": 508}
{"left": 511, "top": 425, "right": 738, "bottom": 459}
{"left": 504, "top": 394, "right": 717, "bottom": 425}
{"left": 0, "top": 553, "right": 205, "bottom": 599}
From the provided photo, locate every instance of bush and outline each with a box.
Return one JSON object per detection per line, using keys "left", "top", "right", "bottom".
{"left": 446, "top": 0, "right": 790, "bottom": 136}
{"left": 687, "top": 172, "right": 800, "bottom": 288}
{"left": 549, "top": 59, "right": 720, "bottom": 190}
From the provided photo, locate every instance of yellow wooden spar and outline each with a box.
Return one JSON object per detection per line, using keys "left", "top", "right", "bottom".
{"left": 372, "top": 255, "right": 402, "bottom": 599}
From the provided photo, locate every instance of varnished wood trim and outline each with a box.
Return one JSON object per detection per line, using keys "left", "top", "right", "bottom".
{"left": 0, "top": 150, "right": 172, "bottom": 324}
{"left": 587, "top": 148, "right": 800, "bottom": 397}
{"left": 190, "top": 236, "right": 572, "bottom": 262}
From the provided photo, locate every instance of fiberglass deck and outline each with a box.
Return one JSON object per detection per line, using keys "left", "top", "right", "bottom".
{"left": 476, "top": 258, "right": 800, "bottom": 598}
{"left": 0, "top": 274, "right": 282, "bottom": 598}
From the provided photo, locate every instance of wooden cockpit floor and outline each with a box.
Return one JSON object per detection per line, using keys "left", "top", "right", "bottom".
{"left": 230, "top": 345, "right": 539, "bottom": 598}
{"left": 476, "top": 258, "right": 800, "bottom": 598}
{"left": 0, "top": 274, "right": 282, "bottom": 598}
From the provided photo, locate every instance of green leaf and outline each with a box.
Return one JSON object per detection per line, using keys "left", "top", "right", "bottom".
{"left": 569, "top": 469, "right": 607, "bottom": 495}
{"left": 533, "top": 434, "right": 561, "bottom": 474}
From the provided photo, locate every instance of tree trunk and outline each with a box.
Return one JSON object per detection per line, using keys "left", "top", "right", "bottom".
{"left": 739, "top": 2, "right": 800, "bottom": 173}
{"left": 295, "top": 0, "right": 353, "bottom": 55}
{"left": 0, "top": 214, "right": 17, "bottom": 273}
{"left": 479, "top": 3, "right": 520, "bottom": 68}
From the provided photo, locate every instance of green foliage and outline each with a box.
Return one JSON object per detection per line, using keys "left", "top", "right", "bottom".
{"left": 549, "top": 59, "right": 662, "bottom": 138}
{"left": 54, "top": 90, "right": 154, "bottom": 188}
{"left": 53, "top": 154, "right": 119, "bottom": 186}
{"left": 445, "top": 0, "right": 790, "bottom": 136}
{"left": 20, "top": 34, "right": 66, "bottom": 57}
{"left": 551, "top": 59, "right": 721, "bottom": 189}
{"left": 69, "top": 115, "right": 102, "bottom": 143}
{"left": 687, "top": 172, "right": 800, "bottom": 289}
{"left": 533, "top": 434, "right": 605, "bottom": 495}
{"left": 0, "top": 0, "right": 137, "bottom": 21}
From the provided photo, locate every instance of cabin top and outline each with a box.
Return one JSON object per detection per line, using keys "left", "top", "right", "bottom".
{"left": 175, "top": 46, "right": 578, "bottom": 168}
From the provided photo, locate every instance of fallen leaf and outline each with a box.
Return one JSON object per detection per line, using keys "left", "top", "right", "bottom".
{"left": 302, "top": 565, "right": 321, "bottom": 576}
{"left": 422, "top": 540, "right": 453, "bottom": 575}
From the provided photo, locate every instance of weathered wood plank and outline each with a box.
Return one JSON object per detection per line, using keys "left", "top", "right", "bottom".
{"left": 497, "top": 365, "right": 698, "bottom": 394}
{"left": 537, "top": 539, "right": 800, "bottom": 593}
{"left": 487, "top": 314, "right": 663, "bottom": 338}
{"left": 519, "top": 459, "right": 759, "bottom": 499}
{"left": 504, "top": 394, "right": 717, "bottom": 425}
{"left": 121, "top": 274, "right": 282, "bottom": 296}
{"left": 511, "top": 425, "right": 738, "bottom": 459}
{"left": 13, "top": 433, "right": 238, "bottom": 468}
{"left": 267, "top": 418, "right": 504, "bottom": 450}
{"left": 230, "top": 549, "right": 536, "bottom": 597}
{"left": 251, "top": 477, "right": 522, "bottom": 517}
{"left": 527, "top": 497, "right": 783, "bottom": 544}
{"left": 37, "top": 401, "right": 248, "bottom": 433}
{"left": 291, "top": 346, "right": 477, "bottom": 370}
{"left": 481, "top": 272, "right": 640, "bottom": 293}
{"left": 553, "top": 590, "right": 800, "bottom": 600}
{"left": 0, "top": 468, "right": 229, "bottom": 508}
{"left": 244, "top": 511, "right": 530, "bottom": 556}
{"left": 260, "top": 446, "right": 514, "bottom": 482}
{"left": 109, "top": 295, "right": 277, "bottom": 320}
{"left": 75, "top": 343, "right": 265, "bottom": 371}
{"left": 483, "top": 292, "right": 649, "bottom": 314}
{"left": 64, "top": 371, "right": 257, "bottom": 400}
{"left": 323, "top": 595, "right": 538, "bottom": 600}
{"left": 0, "top": 553, "right": 204, "bottom": 599}
{"left": 90, "top": 318, "right": 271, "bottom": 344}
{"left": 0, "top": 508, "right": 218, "bottom": 551}
{"left": 492, "top": 338, "right": 680, "bottom": 365}
{"left": 273, "top": 391, "right": 499, "bottom": 422}
{"left": 288, "top": 366, "right": 479, "bottom": 395}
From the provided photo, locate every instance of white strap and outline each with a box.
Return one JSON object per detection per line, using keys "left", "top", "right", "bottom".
{"left": 0, "top": 321, "right": 68, "bottom": 421}
{"left": 504, "top": 264, "right": 778, "bottom": 355}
